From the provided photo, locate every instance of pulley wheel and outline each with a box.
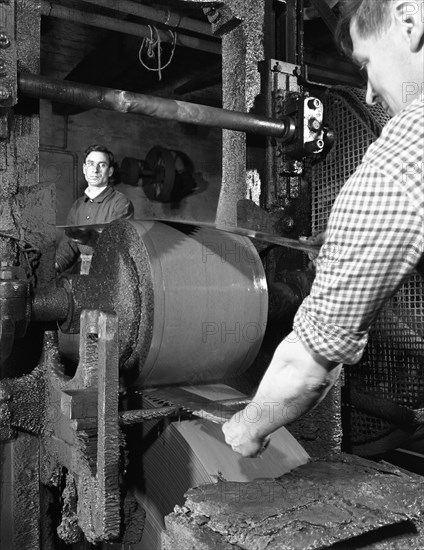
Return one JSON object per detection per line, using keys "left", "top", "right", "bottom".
{"left": 120, "top": 157, "right": 153, "bottom": 187}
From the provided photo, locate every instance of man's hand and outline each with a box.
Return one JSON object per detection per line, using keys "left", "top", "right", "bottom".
{"left": 222, "top": 414, "right": 270, "bottom": 458}
{"left": 300, "top": 231, "right": 327, "bottom": 266}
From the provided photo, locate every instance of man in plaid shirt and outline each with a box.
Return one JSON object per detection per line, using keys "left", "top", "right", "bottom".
{"left": 223, "top": 0, "right": 424, "bottom": 457}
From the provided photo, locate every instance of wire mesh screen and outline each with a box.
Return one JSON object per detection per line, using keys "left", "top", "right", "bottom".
{"left": 310, "top": 88, "right": 424, "bottom": 456}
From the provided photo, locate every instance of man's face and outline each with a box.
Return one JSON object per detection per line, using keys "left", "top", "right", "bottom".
{"left": 83, "top": 151, "right": 113, "bottom": 187}
{"left": 350, "top": 17, "right": 411, "bottom": 116}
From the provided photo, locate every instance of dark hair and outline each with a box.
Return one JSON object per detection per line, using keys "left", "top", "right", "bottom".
{"left": 83, "top": 144, "right": 115, "bottom": 166}
{"left": 336, "top": 0, "right": 393, "bottom": 56}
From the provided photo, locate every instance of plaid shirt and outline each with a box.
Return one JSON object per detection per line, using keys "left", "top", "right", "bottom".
{"left": 294, "top": 93, "right": 424, "bottom": 364}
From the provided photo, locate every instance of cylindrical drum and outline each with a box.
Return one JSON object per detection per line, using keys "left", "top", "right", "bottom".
{"left": 86, "top": 219, "right": 268, "bottom": 387}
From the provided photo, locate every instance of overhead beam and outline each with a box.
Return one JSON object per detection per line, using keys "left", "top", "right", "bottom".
{"left": 40, "top": 1, "right": 220, "bottom": 55}
{"left": 78, "top": 0, "right": 213, "bottom": 36}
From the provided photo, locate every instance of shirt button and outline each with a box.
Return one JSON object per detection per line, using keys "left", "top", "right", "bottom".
{"left": 86, "top": 216, "right": 90, "bottom": 219}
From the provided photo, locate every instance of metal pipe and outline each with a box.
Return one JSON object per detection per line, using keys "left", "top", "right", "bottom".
{"left": 78, "top": 0, "right": 213, "bottom": 37}
{"left": 18, "top": 73, "right": 295, "bottom": 140}
{"left": 40, "top": 1, "right": 220, "bottom": 55}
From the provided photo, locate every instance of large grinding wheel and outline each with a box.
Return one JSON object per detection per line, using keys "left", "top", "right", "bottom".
{"left": 86, "top": 219, "right": 270, "bottom": 387}
{"left": 130, "top": 385, "right": 309, "bottom": 550}
{"left": 59, "top": 219, "right": 269, "bottom": 387}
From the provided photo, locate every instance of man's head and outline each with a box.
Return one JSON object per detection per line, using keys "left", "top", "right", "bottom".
{"left": 83, "top": 144, "right": 115, "bottom": 188}
{"left": 336, "top": 0, "right": 424, "bottom": 115}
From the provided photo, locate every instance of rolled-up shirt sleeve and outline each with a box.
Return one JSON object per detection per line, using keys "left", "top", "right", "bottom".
{"left": 293, "top": 162, "right": 424, "bottom": 365}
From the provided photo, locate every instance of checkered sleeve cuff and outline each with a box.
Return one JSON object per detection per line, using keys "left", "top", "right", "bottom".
{"left": 293, "top": 302, "right": 368, "bottom": 364}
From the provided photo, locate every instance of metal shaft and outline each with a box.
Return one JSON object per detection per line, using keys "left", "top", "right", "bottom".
{"left": 40, "top": 1, "right": 219, "bottom": 55}
{"left": 18, "top": 73, "right": 295, "bottom": 140}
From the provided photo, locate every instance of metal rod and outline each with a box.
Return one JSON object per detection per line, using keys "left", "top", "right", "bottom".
{"left": 18, "top": 73, "right": 295, "bottom": 140}
{"left": 40, "top": 1, "right": 220, "bottom": 55}
{"left": 78, "top": 0, "right": 213, "bottom": 37}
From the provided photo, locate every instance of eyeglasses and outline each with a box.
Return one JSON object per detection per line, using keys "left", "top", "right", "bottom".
{"left": 85, "top": 161, "right": 109, "bottom": 170}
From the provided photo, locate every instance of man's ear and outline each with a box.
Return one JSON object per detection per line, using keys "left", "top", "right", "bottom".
{"left": 394, "top": 1, "right": 424, "bottom": 52}
{"left": 108, "top": 165, "right": 114, "bottom": 177}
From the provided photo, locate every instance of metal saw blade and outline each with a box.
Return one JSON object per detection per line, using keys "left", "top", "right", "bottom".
{"left": 145, "top": 218, "right": 321, "bottom": 254}
{"left": 142, "top": 386, "right": 251, "bottom": 424}
{"left": 58, "top": 218, "right": 321, "bottom": 254}
{"left": 56, "top": 223, "right": 106, "bottom": 245}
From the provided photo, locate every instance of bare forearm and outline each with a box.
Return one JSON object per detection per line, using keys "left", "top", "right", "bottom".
{"left": 222, "top": 332, "right": 342, "bottom": 456}
{"left": 248, "top": 358, "right": 340, "bottom": 440}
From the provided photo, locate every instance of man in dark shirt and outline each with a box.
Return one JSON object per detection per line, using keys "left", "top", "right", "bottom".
{"left": 56, "top": 144, "right": 134, "bottom": 274}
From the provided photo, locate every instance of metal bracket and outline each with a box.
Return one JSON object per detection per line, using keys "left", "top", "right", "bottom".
{"left": 45, "top": 310, "right": 123, "bottom": 544}
{"left": 202, "top": 4, "right": 242, "bottom": 36}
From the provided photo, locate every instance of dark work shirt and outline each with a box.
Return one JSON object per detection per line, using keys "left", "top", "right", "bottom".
{"left": 56, "top": 185, "right": 134, "bottom": 272}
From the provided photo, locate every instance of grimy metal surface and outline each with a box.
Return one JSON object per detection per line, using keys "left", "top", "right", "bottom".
{"left": 164, "top": 453, "right": 424, "bottom": 549}
{"left": 18, "top": 73, "right": 295, "bottom": 140}
{"left": 45, "top": 311, "right": 123, "bottom": 544}
{"left": 217, "top": 0, "right": 267, "bottom": 227}
{"left": 0, "top": 2, "right": 54, "bottom": 549}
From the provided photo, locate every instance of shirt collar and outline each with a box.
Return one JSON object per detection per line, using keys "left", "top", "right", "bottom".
{"left": 84, "top": 185, "right": 114, "bottom": 202}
